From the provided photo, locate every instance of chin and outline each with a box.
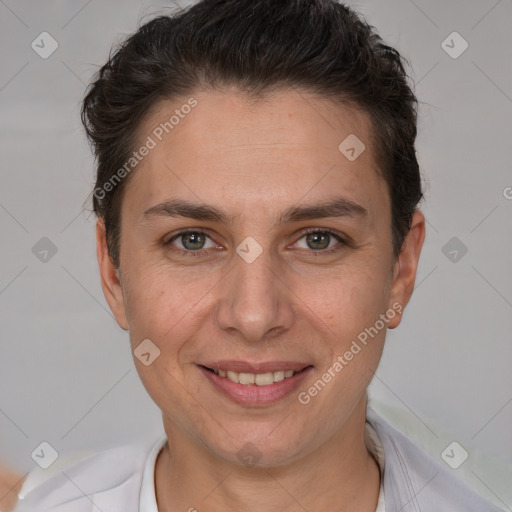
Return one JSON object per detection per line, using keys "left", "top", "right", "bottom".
{"left": 208, "top": 429, "right": 309, "bottom": 469}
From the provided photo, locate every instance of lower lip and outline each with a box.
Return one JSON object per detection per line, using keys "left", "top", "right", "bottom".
{"left": 198, "top": 365, "right": 313, "bottom": 406}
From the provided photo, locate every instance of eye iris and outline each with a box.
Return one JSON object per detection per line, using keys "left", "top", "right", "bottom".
{"left": 182, "top": 232, "right": 205, "bottom": 250}
{"left": 306, "top": 232, "right": 330, "bottom": 250}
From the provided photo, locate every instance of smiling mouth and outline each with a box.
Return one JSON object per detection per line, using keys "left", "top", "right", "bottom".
{"left": 200, "top": 365, "right": 310, "bottom": 386}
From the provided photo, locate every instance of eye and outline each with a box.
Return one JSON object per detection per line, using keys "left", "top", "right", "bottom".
{"left": 294, "top": 228, "right": 347, "bottom": 254}
{"left": 165, "top": 229, "right": 218, "bottom": 255}
{"left": 164, "top": 227, "right": 348, "bottom": 257}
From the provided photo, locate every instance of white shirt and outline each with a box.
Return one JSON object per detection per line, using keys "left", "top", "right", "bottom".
{"left": 16, "top": 406, "right": 502, "bottom": 511}
{"left": 138, "top": 420, "right": 386, "bottom": 511}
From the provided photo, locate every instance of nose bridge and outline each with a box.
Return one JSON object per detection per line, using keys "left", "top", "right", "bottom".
{"left": 215, "top": 240, "right": 294, "bottom": 342}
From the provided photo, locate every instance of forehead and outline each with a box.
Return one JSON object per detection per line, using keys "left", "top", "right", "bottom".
{"left": 123, "top": 88, "right": 388, "bottom": 223}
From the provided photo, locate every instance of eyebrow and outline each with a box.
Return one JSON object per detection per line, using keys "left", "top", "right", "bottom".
{"left": 142, "top": 197, "right": 368, "bottom": 224}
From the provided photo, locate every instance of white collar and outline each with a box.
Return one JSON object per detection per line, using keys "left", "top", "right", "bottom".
{"left": 139, "top": 436, "right": 166, "bottom": 512}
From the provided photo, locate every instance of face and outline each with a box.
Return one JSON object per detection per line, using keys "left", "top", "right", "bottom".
{"left": 97, "top": 88, "right": 424, "bottom": 466}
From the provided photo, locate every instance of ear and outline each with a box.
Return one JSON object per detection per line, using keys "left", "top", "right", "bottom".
{"left": 96, "top": 219, "right": 129, "bottom": 330}
{"left": 387, "top": 210, "right": 426, "bottom": 329}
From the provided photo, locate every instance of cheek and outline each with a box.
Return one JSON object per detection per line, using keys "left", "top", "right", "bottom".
{"left": 306, "top": 259, "right": 393, "bottom": 335}
{"left": 122, "top": 260, "right": 218, "bottom": 351}
{"left": 122, "top": 268, "right": 199, "bottom": 408}
{"left": 299, "top": 269, "right": 390, "bottom": 404}
{"left": 122, "top": 264, "right": 175, "bottom": 339}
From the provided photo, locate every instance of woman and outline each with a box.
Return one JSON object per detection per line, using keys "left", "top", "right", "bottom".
{"left": 14, "top": 0, "right": 503, "bottom": 510}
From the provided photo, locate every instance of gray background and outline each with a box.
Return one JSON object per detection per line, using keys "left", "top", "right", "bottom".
{"left": 1, "top": 0, "right": 511, "bottom": 494}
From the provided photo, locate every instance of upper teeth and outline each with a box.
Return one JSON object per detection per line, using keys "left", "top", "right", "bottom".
{"left": 214, "top": 369, "right": 295, "bottom": 386}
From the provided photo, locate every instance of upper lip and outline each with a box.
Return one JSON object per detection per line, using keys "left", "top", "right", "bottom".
{"left": 199, "top": 360, "right": 312, "bottom": 374}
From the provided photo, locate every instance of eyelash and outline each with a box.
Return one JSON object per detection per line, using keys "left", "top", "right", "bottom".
{"left": 163, "top": 228, "right": 349, "bottom": 257}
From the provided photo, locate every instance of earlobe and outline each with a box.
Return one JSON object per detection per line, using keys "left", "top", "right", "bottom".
{"left": 96, "top": 220, "right": 129, "bottom": 330}
{"left": 387, "top": 211, "right": 426, "bottom": 329}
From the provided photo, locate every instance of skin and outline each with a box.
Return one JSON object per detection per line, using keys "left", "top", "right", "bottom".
{"left": 97, "top": 88, "right": 425, "bottom": 511}
{"left": 0, "top": 466, "right": 24, "bottom": 512}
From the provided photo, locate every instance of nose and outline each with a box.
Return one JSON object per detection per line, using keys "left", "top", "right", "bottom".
{"left": 215, "top": 242, "right": 295, "bottom": 344}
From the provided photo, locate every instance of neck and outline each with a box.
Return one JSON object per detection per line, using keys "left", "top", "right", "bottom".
{"left": 155, "top": 397, "right": 381, "bottom": 512}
